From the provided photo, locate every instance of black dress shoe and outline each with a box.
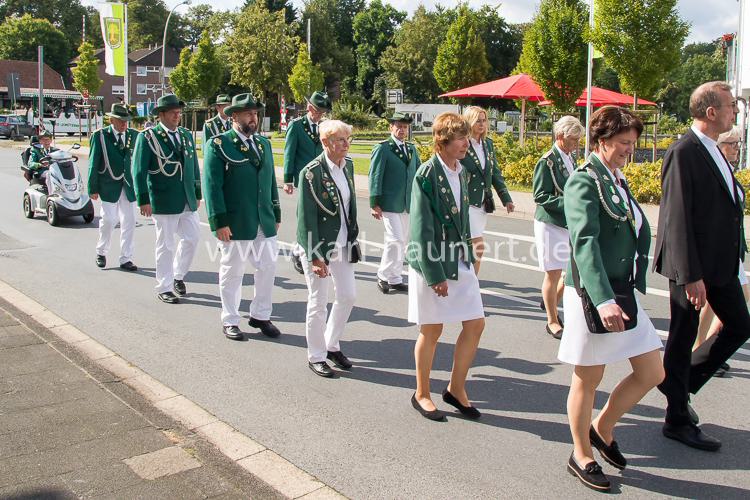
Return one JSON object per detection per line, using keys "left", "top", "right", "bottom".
{"left": 248, "top": 317, "right": 281, "bottom": 338}
{"left": 96, "top": 255, "right": 106, "bottom": 268}
{"left": 291, "top": 254, "right": 304, "bottom": 275}
{"left": 119, "top": 261, "right": 138, "bottom": 272}
{"left": 662, "top": 423, "right": 721, "bottom": 451}
{"left": 308, "top": 361, "right": 334, "bottom": 378}
{"left": 546, "top": 324, "right": 563, "bottom": 340}
{"left": 687, "top": 403, "right": 699, "bottom": 425}
{"left": 567, "top": 454, "right": 610, "bottom": 492}
{"left": 391, "top": 283, "right": 408, "bottom": 292}
{"left": 222, "top": 325, "right": 243, "bottom": 340}
{"left": 327, "top": 350, "right": 352, "bottom": 370}
{"left": 539, "top": 299, "right": 547, "bottom": 312}
{"left": 589, "top": 426, "right": 627, "bottom": 469}
{"left": 157, "top": 292, "right": 179, "bottom": 304}
{"left": 377, "top": 279, "right": 391, "bottom": 294}
{"left": 173, "top": 279, "right": 187, "bottom": 296}
{"left": 721, "top": 362, "right": 731, "bottom": 371}
{"left": 441, "top": 389, "right": 481, "bottom": 419}
{"left": 411, "top": 393, "right": 446, "bottom": 422}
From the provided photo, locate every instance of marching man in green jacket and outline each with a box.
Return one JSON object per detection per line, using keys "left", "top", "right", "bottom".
{"left": 283, "top": 91, "right": 331, "bottom": 275}
{"left": 368, "top": 112, "right": 418, "bottom": 293}
{"left": 89, "top": 103, "right": 139, "bottom": 272}
{"left": 202, "top": 94, "right": 231, "bottom": 146}
{"left": 132, "top": 94, "right": 202, "bottom": 304}
{"left": 203, "top": 94, "right": 282, "bottom": 341}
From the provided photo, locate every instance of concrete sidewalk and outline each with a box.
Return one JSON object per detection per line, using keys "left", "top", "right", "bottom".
{"left": 0, "top": 298, "right": 298, "bottom": 499}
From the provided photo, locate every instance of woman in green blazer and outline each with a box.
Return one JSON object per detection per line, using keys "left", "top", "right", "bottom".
{"left": 407, "top": 113, "right": 485, "bottom": 422}
{"left": 559, "top": 107, "right": 664, "bottom": 492}
{"left": 460, "top": 106, "right": 514, "bottom": 274}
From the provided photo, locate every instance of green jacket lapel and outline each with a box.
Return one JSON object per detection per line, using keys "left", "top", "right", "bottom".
{"left": 588, "top": 154, "right": 636, "bottom": 237}
{"left": 434, "top": 156, "right": 462, "bottom": 233}
{"left": 388, "top": 137, "right": 410, "bottom": 165}
{"left": 154, "top": 123, "right": 178, "bottom": 158}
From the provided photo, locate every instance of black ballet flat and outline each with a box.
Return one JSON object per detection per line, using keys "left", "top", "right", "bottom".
{"left": 441, "top": 389, "right": 481, "bottom": 419}
{"left": 411, "top": 393, "right": 446, "bottom": 422}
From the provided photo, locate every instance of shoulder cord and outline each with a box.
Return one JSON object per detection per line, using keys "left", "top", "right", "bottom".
{"left": 548, "top": 157, "right": 565, "bottom": 195}
{"left": 306, "top": 165, "right": 338, "bottom": 216}
{"left": 144, "top": 128, "right": 183, "bottom": 180}
{"left": 212, "top": 141, "right": 250, "bottom": 170}
{"left": 586, "top": 168, "right": 629, "bottom": 222}
{"left": 97, "top": 131, "right": 132, "bottom": 186}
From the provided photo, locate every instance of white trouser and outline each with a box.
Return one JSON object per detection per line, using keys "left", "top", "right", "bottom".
{"left": 152, "top": 208, "right": 201, "bottom": 293}
{"left": 377, "top": 211, "right": 409, "bottom": 284}
{"left": 218, "top": 232, "right": 278, "bottom": 326}
{"left": 301, "top": 252, "right": 356, "bottom": 363}
{"left": 96, "top": 188, "right": 136, "bottom": 264}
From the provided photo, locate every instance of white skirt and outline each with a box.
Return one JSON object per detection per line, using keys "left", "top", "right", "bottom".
{"left": 558, "top": 286, "right": 663, "bottom": 366}
{"left": 534, "top": 220, "right": 570, "bottom": 271}
{"left": 740, "top": 259, "right": 748, "bottom": 286}
{"left": 408, "top": 262, "right": 484, "bottom": 325}
{"left": 468, "top": 206, "right": 488, "bottom": 238}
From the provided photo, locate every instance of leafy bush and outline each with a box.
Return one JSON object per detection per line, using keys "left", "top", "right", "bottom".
{"left": 735, "top": 169, "right": 750, "bottom": 215}
{"left": 331, "top": 97, "right": 376, "bottom": 129}
{"left": 413, "top": 137, "right": 433, "bottom": 163}
{"left": 501, "top": 155, "right": 537, "bottom": 187}
{"left": 622, "top": 160, "right": 663, "bottom": 204}
{"left": 374, "top": 118, "right": 390, "bottom": 131}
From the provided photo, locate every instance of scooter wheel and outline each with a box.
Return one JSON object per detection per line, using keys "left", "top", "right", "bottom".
{"left": 46, "top": 200, "right": 59, "bottom": 226}
{"left": 23, "top": 193, "right": 34, "bottom": 219}
{"left": 83, "top": 212, "right": 94, "bottom": 224}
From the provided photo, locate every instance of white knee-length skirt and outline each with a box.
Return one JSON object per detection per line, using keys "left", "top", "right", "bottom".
{"left": 557, "top": 286, "right": 663, "bottom": 366}
{"left": 534, "top": 220, "right": 570, "bottom": 271}
{"left": 408, "top": 262, "right": 484, "bottom": 325}
{"left": 469, "top": 206, "right": 488, "bottom": 239}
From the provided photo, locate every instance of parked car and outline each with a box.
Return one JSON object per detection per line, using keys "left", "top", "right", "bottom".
{"left": 0, "top": 115, "right": 36, "bottom": 140}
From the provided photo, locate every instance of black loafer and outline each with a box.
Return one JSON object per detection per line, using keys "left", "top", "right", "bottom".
{"left": 442, "top": 389, "right": 481, "bottom": 419}
{"left": 662, "top": 423, "right": 721, "bottom": 451}
{"left": 546, "top": 324, "right": 563, "bottom": 340}
{"left": 173, "top": 279, "right": 187, "bottom": 296}
{"left": 539, "top": 299, "right": 546, "bottom": 312}
{"left": 721, "top": 362, "right": 731, "bottom": 371}
{"left": 96, "top": 254, "right": 106, "bottom": 268}
{"left": 222, "top": 325, "right": 243, "bottom": 340}
{"left": 291, "top": 254, "right": 304, "bottom": 275}
{"left": 248, "top": 317, "right": 281, "bottom": 338}
{"left": 687, "top": 403, "right": 699, "bottom": 425}
{"left": 377, "top": 279, "right": 391, "bottom": 294}
{"left": 308, "top": 361, "right": 334, "bottom": 378}
{"left": 327, "top": 350, "right": 352, "bottom": 370}
{"left": 411, "top": 393, "right": 446, "bottom": 422}
{"left": 590, "top": 426, "right": 627, "bottom": 469}
{"left": 157, "top": 292, "right": 179, "bottom": 304}
{"left": 119, "top": 261, "right": 138, "bottom": 272}
{"left": 391, "top": 283, "right": 408, "bottom": 292}
{"left": 567, "top": 454, "right": 610, "bottom": 492}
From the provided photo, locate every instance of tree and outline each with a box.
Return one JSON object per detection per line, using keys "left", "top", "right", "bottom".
{"left": 590, "top": 0, "right": 689, "bottom": 105}
{"left": 225, "top": 4, "right": 299, "bottom": 100}
{"left": 183, "top": 4, "right": 214, "bottom": 47}
{"left": 301, "top": 0, "right": 355, "bottom": 88}
{"left": 71, "top": 40, "right": 102, "bottom": 98}
{"left": 190, "top": 31, "right": 226, "bottom": 105}
{"left": 244, "top": 0, "right": 297, "bottom": 25}
{"left": 0, "top": 0, "right": 100, "bottom": 51}
{"left": 0, "top": 14, "right": 70, "bottom": 75}
{"left": 379, "top": 6, "right": 452, "bottom": 102}
{"left": 352, "top": 0, "right": 406, "bottom": 99}
{"left": 169, "top": 47, "right": 198, "bottom": 103}
{"left": 289, "top": 43, "right": 325, "bottom": 103}
{"left": 127, "top": 0, "right": 187, "bottom": 51}
{"left": 517, "top": 0, "right": 588, "bottom": 111}
{"left": 434, "top": 6, "right": 490, "bottom": 93}
{"left": 474, "top": 6, "right": 523, "bottom": 79}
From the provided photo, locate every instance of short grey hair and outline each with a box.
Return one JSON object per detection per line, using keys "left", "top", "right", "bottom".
{"left": 318, "top": 119, "right": 352, "bottom": 140}
{"left": 689, "top": 81, "right": 733, "bottom": 119}
{"left": 553, "top": 115, "right": 585, "bottom": 139}
{"left": 717, "top": 125, "right": 741, "bottom": 145}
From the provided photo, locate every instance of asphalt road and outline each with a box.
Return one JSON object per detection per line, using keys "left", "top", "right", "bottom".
{"left": 1, "top": 144, "right": 749, "bottom": 499}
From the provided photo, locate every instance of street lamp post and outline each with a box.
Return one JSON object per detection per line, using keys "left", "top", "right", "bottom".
{"left": 161, "top": 0, "right": 191, "bottom": 96}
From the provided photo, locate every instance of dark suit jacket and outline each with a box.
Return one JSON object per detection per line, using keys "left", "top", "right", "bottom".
{"left": 653, "top": 128, "right": 743, "bottom": 286}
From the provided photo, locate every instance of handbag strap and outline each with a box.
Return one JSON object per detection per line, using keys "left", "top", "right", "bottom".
{"left": 332, "top": 177, "right": 354, "bottom": 240}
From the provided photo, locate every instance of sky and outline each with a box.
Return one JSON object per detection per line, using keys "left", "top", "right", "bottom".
{"left": 82, "top": 0, "right": 741, "bottom": 44}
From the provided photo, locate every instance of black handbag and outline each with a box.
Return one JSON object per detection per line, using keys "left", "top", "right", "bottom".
{"left": 571, "top": 254, "right": 638, "bottom": 334}
{"left": 482, "top": 188, "right": 496, "bottom": 213}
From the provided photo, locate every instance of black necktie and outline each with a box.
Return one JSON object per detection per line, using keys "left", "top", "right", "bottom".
{"left": 116, "top": 133, "right": 124, "bottom": 149}
{"left": 169, "top": 131, "right": 181, "bottom": 152}
{"left": 400, "top": 143, "right": 408, "bottom": 158}
{"left": 311, "top": 123, "right": 317, "bottom": 136}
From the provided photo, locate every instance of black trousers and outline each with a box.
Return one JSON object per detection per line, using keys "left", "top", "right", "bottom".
{"left": 659, "top": 278, "right": 750, "bottom": 425}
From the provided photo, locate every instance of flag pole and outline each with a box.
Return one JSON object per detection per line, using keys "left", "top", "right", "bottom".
{"left": 584, "top": 0, "right": 595, "bottom": 157}
{"left": 124, "top": 0, "right": 129, "bottom": 104}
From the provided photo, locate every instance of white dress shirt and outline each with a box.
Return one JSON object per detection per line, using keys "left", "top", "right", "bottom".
{"left": 691, "top": 125, "right": 735, "bottom": 201}
{"left": 109, "top": 125, "right": 125, "bottom": 146}
{"left": 234, "top": 128, "right": 260, "bottom": 156}
{"left": 325, "top": 154, "right": 351, "bottom": 249}
{"left": 470, "top": 138, "right": 487, "bottom": 171}
{"left": 436, "top": 154, "right": 463, "bottom": 209}
{"left": 554, "top": 144, "right": 575, "bottom": 175}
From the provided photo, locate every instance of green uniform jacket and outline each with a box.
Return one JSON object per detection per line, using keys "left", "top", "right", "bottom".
{"left": 88, "top": 127, "right": 137, "bottom": 203}
{"left": 460, "top": 137, "right": 512, "bottom": 207}
{"left": 131, "top": 124, "right": 201, "bottom": 215}
{"left": 203, "top": 129, "right": 280, "bottom": 240}
{"left": 202, "top": 114, "right": 230, "bottom": 147}
{"left": 406, "top": 156, "right": 474, "bottom": 287}
{"left": 296, "top": 153, "right": 358, "bottom": 264}
{"left": 533, "top": 147, "right": 572, "bottom": 228}
{"left": 28, "top": 146, "right": 58, "bottom": 171}
{"left": 283, "top": 117, "right": 323, "bottom": 186}
{"left": 368, "top": 137, "right": 418, "bottom": 213}
{"left": 563, "top": 154, "right": 651, "bottom": 307}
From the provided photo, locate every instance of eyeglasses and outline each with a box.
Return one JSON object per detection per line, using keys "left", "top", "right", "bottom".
{"left": 719, "top": 140, "right": 741, "bottom": 148}
{"left": 330, "top": 136, "right": 353, "bottom": 145}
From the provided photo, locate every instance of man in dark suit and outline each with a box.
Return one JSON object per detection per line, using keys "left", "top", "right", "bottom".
{"left": 654, "top": 81, "right": 750, "bottom": 451}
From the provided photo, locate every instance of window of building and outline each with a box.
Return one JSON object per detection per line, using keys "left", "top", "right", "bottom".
{"left": 112, "top": 85, "right": 125, "bottom": 95}
{"left": 137, "top": 84, "right": 147, "bottom": 95}
{"left": 136, "top": 66, "right": 147, "bottom": 76}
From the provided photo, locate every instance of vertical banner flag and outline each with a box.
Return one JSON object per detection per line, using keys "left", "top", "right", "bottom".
{"left": 99, "top": 2, "right": 125, "bottom": 76}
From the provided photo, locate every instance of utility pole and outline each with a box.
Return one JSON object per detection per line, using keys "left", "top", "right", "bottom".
{"left": 37, "top": 45, "right": 44, "bottom": 133}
